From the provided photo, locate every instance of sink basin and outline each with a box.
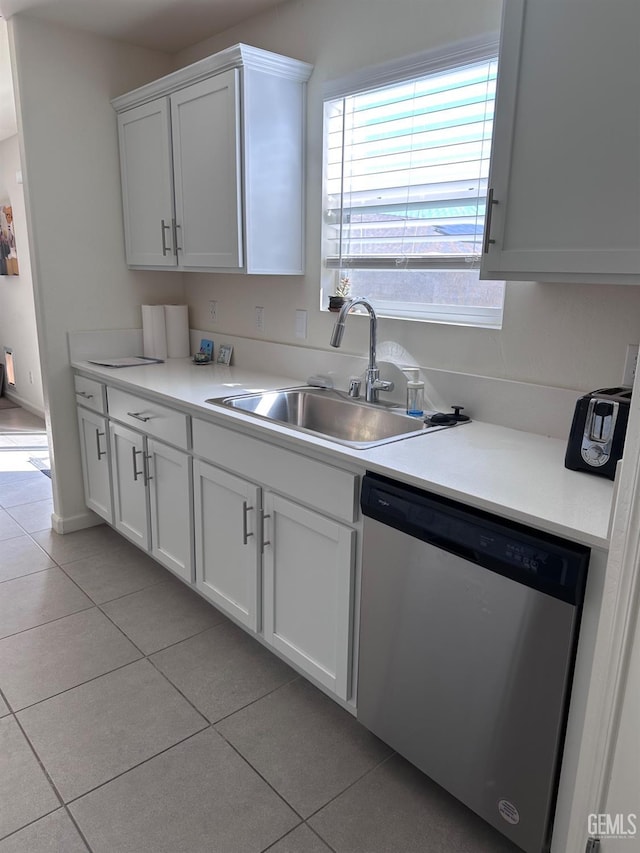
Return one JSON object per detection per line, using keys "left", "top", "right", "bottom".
{"left": 205, "top": 387, "right": 448, "bottom": 448}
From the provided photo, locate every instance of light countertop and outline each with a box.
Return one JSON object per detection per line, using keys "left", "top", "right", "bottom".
{"left": 72, "top": 358, "right": 614, "bottom": 549}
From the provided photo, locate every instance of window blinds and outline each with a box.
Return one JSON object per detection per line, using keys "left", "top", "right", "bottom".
{"left": 324, "top": 58, "right": 498, "bottom": 271}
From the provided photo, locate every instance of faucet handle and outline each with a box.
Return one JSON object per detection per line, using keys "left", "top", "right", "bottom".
{"left": 372, "top": 379, "right": 394, "bottom": 393}
{"left": 348, "top": 377, "right": 361, "bottom": 398}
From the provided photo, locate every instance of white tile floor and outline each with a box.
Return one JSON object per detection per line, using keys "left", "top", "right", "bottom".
{"left": 0, "top": 405, "right": 521, "bottom": 852}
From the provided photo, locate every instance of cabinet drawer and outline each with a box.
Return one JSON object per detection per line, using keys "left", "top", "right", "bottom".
{"left": 74, "top": 375, "right": 105, "bottom": 414}
{"left": 192, "top": 418, "right": 358, "bottom": 523}
{"left": 107, "top": 387, "right": 189, "bottom": 449}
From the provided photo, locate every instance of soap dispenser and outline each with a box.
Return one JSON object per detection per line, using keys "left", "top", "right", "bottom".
{"left": 404, "top": 369, "right": 424, "bottom": 417}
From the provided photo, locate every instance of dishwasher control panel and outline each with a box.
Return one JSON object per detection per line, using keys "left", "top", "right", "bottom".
{"left": 361, "top": 473, "right": 590, "bottom": 605}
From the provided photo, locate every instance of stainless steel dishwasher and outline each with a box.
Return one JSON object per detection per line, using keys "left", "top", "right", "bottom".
{"left": 358, "top": 473, "right": 589, "bottom": 853}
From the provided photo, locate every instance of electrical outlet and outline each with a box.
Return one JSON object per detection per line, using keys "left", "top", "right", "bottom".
{"left": 255, "top": 306, "right": 265, "bottom": 332}
{"left": 295, "top": 309, "right": 308, "bottom": 340}
{"left": 623, "top": 344, "right": 639, "bottom": 386}
{"left": 208, "top": 300, "right": 218, "bottom": 323}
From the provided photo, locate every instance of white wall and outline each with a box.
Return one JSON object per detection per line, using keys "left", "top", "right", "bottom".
{"left": 176, "top": 0, "right": 640, "bottom": 393}
{"left": 10, "top": 16, "right": 185, "bottom": 530}
{"left": 0, "top": 133, "right": 43, "bottom": 414}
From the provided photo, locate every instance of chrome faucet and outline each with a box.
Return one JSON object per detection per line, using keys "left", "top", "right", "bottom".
{"left": 329, "top": 297, "right": 394, "bottom": 403}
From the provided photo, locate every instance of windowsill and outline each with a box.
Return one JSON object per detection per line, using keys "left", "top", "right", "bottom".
{"left": 320, "top": 303, "right": 503, "bottom": 330}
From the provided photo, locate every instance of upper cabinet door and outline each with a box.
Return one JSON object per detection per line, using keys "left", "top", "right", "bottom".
{"left": 481, "top": 0, "right": 640, "bottom": 284}
{"left": 170, "top": 70, "right": 243, "bottom": 270}
{"left": 117, "top": 99, "right": 176, "bottom": 267}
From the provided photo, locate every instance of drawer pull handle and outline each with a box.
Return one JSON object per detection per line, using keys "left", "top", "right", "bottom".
{"left": 95, "top": 429, "right": 107, "bottom": 460}
{"left": 76, "top": 391, "right": 94, "bottom": 399}
{"left": 131, "top": 446, "right": 144, "bottom": 481}
{"left": 260, "top": 509, "right": 271, "bottom": 552}
{"left": 127, "top": 411, "right": 152, "bottom": 423}
{"left": 242, "top": 501, "right": 254, "bottom": 545}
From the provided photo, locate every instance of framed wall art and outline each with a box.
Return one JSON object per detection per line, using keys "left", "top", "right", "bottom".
{"left": 0, "top": 204, "right": 18, "bottom": 276}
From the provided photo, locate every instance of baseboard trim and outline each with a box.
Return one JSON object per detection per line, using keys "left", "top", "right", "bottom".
{"left": 2, "top": 391, "right": 45, "bottom": 421}
{"left": 51, "top": 510, "right": 104, "bottom": 534}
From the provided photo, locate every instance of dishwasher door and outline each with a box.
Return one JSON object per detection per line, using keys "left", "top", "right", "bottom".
{"left": 357, "top": 474, "right": 589, "bottom": 853}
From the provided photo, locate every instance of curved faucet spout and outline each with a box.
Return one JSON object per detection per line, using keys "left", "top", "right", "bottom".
{"left": 330, "top": 297, "right": 376, "bottom": 369}
{"left": 329, "top": 297, "right": 393, "bottom": 403}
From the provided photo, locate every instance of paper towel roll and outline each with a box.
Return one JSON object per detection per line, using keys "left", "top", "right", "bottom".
{"left": 142, "top": 305, "right": 167, "bottom": 360}
{"left": 164, "top": 304, "right": 190, "bottom": 358}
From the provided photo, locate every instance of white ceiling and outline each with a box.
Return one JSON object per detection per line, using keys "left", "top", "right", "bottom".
{"left": 0, "top": 0, "right": 290, "bottom": 142}
{"left": 0, "top": 0, "right": 290, "bottom": 53}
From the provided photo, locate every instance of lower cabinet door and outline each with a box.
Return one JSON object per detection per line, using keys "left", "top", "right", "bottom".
{"left": 147, "top": 438, "right": 193, "bottom": 582}
{"left": 109, "top": 422, "right": 150, "bottom": 550}
{"left": 193, "top": 459, "right": 260, "bottom": 630}
{"left": 77, "top": 408, "right": 113, "bottom": 523}
{"left": 262, "top": 492, "right": 356, "bottom": 700}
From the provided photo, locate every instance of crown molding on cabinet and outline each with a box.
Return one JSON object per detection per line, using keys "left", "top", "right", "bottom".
{"left": 111, "top": 43, "right": 313, "bottom": 113}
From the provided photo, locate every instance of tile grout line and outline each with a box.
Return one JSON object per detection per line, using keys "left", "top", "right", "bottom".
{"left": 303, "top": 822, "right": 341, "bottom": 853}
{"left": 0, "top": 563, "right": 58, "bottom": 587}
{"left": 259, "top": 821, "right": 340, "bottom": 853}
{"left": 95, "top": 594, "right": 228, "bottom": 658}
{"left": 63, "top": 805, "right": 95, "bottom": 853}
{"left": 0, "top": 806, "right": 61, "bottom": 846}
{"left": 302, "top": 749, "right": 398, "bottom": 826}
{"left": 9, "top": 652, "right": 146, "bottom": 715}
{"left": 55, "top": 558, "right": 175, "bottom": 607}
{"left": 8, "top": 712, "right": 68, "bottom": 820}
{"left": 62, "top": 725, "right": 210, "bottom": 808}
{"left": 212, "top": 725, "right": 308, "bottom": 824}
{"left": 208, "top": 672, "right": 301, "bottom": 727}
{"left": 0, "top": 603, "right": 95, "bottom": 642}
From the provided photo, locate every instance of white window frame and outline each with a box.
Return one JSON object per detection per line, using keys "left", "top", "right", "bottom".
{"left": 321, "top": 34, "right": 504, "bottom": 329}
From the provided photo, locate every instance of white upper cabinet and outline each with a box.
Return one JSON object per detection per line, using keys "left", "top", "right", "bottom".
{"left": 481, "top": 0, "right": 640, "bottom": 284}
{"left": 112, "top": 44, "right": 313, "bottom": 274}
{"left": 171, "top": 71, "right": 243, "bottom": 270}
{"left": 117, "top": 99, "right": 175, "bottom": 267}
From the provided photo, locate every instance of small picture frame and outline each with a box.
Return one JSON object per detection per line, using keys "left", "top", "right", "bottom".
{"left": 199, "top": 338, "right": 214, "bottom": 360}
{"left": 216, "top": 343, "right": 233, "bottom": 365}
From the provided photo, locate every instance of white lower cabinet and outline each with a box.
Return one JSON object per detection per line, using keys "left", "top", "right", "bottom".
{"left": 262, "top": 492, "right": 355, "bottom": 701}
{"left": 147, "top": 438, "right": 193, "bottom": 583}
{"left": 74, "top": 379, "right": 358, "bottom": 705}
{"left": 110, "top": 422, "right": 149, "bottom": 550}
{"left": 190, "top": 419, "right": 358, "bottom": 702}
{"left": 77, "top": 407, "right": 113, "bottom": 523}
{"left": 109, "top": 422, "right": 193, "bottom": 582}
{"left": 193, "top": 459, "right": 261, "bottom": 631}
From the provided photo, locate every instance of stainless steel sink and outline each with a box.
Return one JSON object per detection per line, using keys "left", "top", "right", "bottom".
{"left": 205, "top": 387, "right": 447, "bottom": 448}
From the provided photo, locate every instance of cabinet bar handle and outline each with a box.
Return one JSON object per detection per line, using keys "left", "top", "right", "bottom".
{"left": 482, "top": 187, "right": 498, "bottom": 254}
{"left": 160, "top": 219, "right": 171, "bottom": 256}
{"left": 76, "top": 390, "right": 94, "bottom": 399}
{"left": 131, "top": 446, "right": 144, "bottom": 481}
{"left": 95, "top": 429, "right": 107, "bottom": 460}
{"left": 242, "top": 501, "right": 254, "bottom": 545}
{"left": 172, "top": 219, "right": 182, "bottom": 254}
{"left": 260, "top": 509, "right": 271, "bottom": 553}
{"left": 126, "top": 411, "right": 152, "bottom": 422}
{"left": 143, "top": 453, "right": 153, "bottom": 486}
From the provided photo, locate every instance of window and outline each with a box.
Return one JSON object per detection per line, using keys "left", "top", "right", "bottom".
{"left": 321, "top": 38, "right": 504, "bottom": 328}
